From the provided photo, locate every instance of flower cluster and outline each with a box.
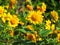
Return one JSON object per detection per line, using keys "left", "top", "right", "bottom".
{"left": 0, "top": 0, "right": 60, "bottom": 45}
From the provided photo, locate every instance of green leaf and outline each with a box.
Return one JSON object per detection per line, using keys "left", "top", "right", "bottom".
{"left": 40, "top": 29, "right": 52, "bottom": 37}
{"left": 51, "top": 0, "right": 56, "bottom": 7}
{"left": 20, "top": 29, "right": 26, "bottom": 33}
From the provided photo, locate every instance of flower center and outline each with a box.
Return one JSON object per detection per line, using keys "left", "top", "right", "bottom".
{"left": 31, "top": 15, "right": 37, "bottom": 21}
{"left": 10, "top": 19, "right": 15, "bottom": 25}
{"left": 0, "top": 10, "right": 3, "bottom": 14}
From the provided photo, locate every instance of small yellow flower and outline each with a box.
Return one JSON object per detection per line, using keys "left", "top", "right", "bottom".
{"left": 1, "top": 13, "right": 7, "bottom": 23}
{"left": 51, "top": 10, "right": 59, "bottom": 21}
{"left": 37, "top": 3, "right": 46, "bottom": 13}
{"left": 10, "top": 0, "right": 16, "bottom": 5}
{"left": 27, "top": 25, "right": 34, "bottom": 30}
{"left": 1, "top": 13, "right": 12, "bottom": 23}
{"left": 26, "top": 33, "right": 36, "bottom": 42}
{"left": 37, "top": 38, "right": 42, "bottom": 41}
{"left": 0, "top": 6, "right": 4, "bottom": 14}
{"left": 51, "top": 24, "right": 55, "bottom": 31}
{"left": 0, "top": 6, "right": 7, "bottom": 17}
{"left": 34, "top": 31, "right": 38, "bottom": 37}
{"left": 9, "top": 30, "right": 14, "bottom": 37}
{"left": 19, "top": 21, "right": 24, "bottom": 25}
{"left": 41, "top": 2, "right": 46, "bottom": 13}
{"left": 37, "top": 6, "right": 41, "bottom": 10}
{"left": 7, "top": 13, "right": 12, "bottom": 20}
{"left": 26, "top": 11, "right": 43, "bottom": 24}
{"left": 25, "top": 0, "right": 31, "bottom": 2}
{"left": 45, "top": 20, "right": 51, "bottom": 30}
{"left": 8, "top": 15, "right": 19, "bottom": 27}
{"left": 25, "top": 0, "right": 29, "bottom": 2}
{"left": 57, "top": 33, "right": 60, "bottom": 42}
{"left": 26, "top": 5, "right": 33, "bottom": 11}
{"left": 9, "top": 0, "right": 16, "bottom": 8}
{"left": 55, "top": 30, "right": 60, "bottom": 34}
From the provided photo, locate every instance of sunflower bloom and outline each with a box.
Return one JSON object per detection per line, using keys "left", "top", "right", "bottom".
{"left": 51, "top": 10, "right": 59, "bottom": 21}
{"left": 25, "top": 0, "right": 28, "bottom": 2}
{"left": 10, "top": 30, "right": 14, "bottom": 37}
{"left": 51, "top": 24, "right": 55, "bottom": 31}
{"left": 37, "top": 2, "right": 46, "bottom": 13}
{"left": 37, "top": 6, "right": 41, "bottom": 10}
{"left": 27, "top": 25, "right": 34, "bottom": 31}
{"left": 26, "top": 11, "right": 43, "bottom": 24}
{"left": 54, "top": 30, "right": 60, "bottom": 33}
{"left": 19, "top": 21, "right": 24, "bottom": 25}
{"left": 8, "top": 15, "right": 19, "bottom": 27}
{"left": 41, "top": 3, "right": 46, "bottom": 13}
{"left": 1, "top": 13, "right": 12, "bottom": 23}
{"left": 1, "top": 13, "right": 7, "bottom": 23}
{"left": 26, "top": 33, "right": 36, "bottom": 42}
{"left": 57, "top": 33, "right": 60, "bottom": 42}
{"left": 9, "top": 0, "right": 16, "bottom": 8}
{"left": 45, "top": 20, "right": 51, "bottom": 30}
{"left": 26, "top": 5, "right": 33, "bottom": 10}
{"left": 7, "top": 13, "right": 12, "bottom": 20}
{"left": 10, "top": 0, "right": 16, "bottom": 5}
{"left": 0, "top": 6, "right": 4, "bottom": 14}
{"left": 0, "top": 6, "right": 7, "bottom": 17}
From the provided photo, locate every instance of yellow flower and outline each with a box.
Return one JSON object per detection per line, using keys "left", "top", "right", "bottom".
{"left": 25, "top": 0, "right": 31, "bottom": 2}
{"left": 1, "top": 13, "right": 12, "bottom": 23}
{"left": 34, "top": 31, "right": 38, "bottom": 37}
{"left": 37, "top": 3, "right": 46, "bottom": 13}
{"left": 26, "top": 5, "right": 33, "bottom": 11}
{"left": 1, "top": 13, "right": 7, "bottom": 23}
{"left": 57, "top": 33, "right": 60, "bottom": 42}
{"left": 8, "top": 15, "right": 19, "bottom": 27}
{"left": 26, "top": 11, "right": 43, "bottom": 24}
{"left": 51, "top": 10, "right": 59, "bottom": 21}
{"left": 9, "top": 30, "right": 14, "bottom": 37}
{"left": 26, "top": 33, "right": 36, "bottom": 42}
{"left": 51, "top": 24, "right": 55, "bottom": 31}
{"left": 9, "top": 0, "right": 16, "bottom": 8}
{"left": 45, "top": 20, "right": 51, "bottom": 30}
{"left": 41, "top": 2, "right": 46, "bottom": 13}
{"left": 37, "top": 37, "right": 42, "bottom": 41}
{"left": 0, "top": 6, "right": 4, "bottom": 14}
{"left": 27, "top": 25, "right": 34, "bottom": 31}
{"left": 19, "top": 21, "right": 24, "bottom": 25}
{"left": 55, "top": 30, "right": 60, "bottom": 34}
{"left": 37, "top": 6, "right": 41, "bottom": 10}
{"left": 10, "top": 0, "right": 16, "bottom": 5}
{"left": 7, "top": 13, "right": 12, "bottom": 20}
{"left": 0, "top": 6, "right": 7, "bottom": 17}
{"left": 25, "top": 0, "right": 29, "bottom": 2}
